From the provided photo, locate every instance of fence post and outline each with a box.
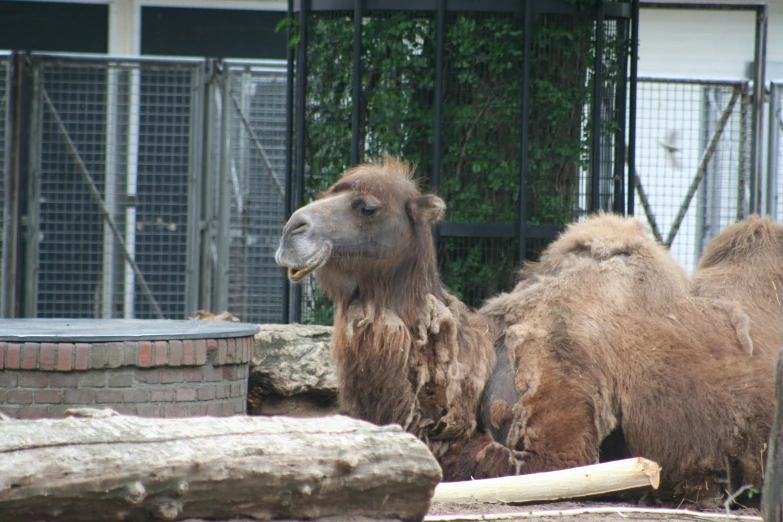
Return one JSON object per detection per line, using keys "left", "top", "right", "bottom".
{"left": 102, "top": 62, "right": 121, "bottom": 318}
{"left": 282, "top": 0, "right": 295, "bottom": 324}
{"left": 589, "top": 0, "right": 605, "bottom": 213}
{"left": 185, "top": 62, "right": 206, "bottom": 319}
{"left": 122, "top": 65, "right": 141, "bottom": 318}
{"left": 350, "top": 0, "right": 363, "bottom": 166}
{"left": 1, "top": 53, "right": 15, "bottom": 318}
{"left": 738, "top": 83, "right": 749, "bottom": 222}
{"left": 612, "top": 15, "right": 630, "bottom": 215}
{"left": 291, "top": 0, "right": 309, "bottom": 324}
{"left": 517, "top": 0, "right": 533, "bottom": 265}
{"left": 626, "top": 0, "right": 639, "bottom": 217}
{"left": 749, "top": 4, "right": 767, "bottom": 214}
{"left": 199, "top": 61, "right": 219, "bottom": 315}
{"left": 215, "top": 70, "right": 232, "bottom": 315}
{"left": 767, "top": 82, "right": 780, "bottom": 220}
{"left": 23, "top": 58, "right": 42, "bottom": 318}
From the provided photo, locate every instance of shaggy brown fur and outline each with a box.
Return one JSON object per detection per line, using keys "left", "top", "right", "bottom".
{"left": 275, "top": 158, "right": 775, "bottom": 507}
{"left": 693, "top": 214, "right": 783, "bottom": 361}
{"left": 277, "top": 158, "right": 495, "bottom": 458}
{"left": 478, "top": 214, "right": 773, "bottom": 504}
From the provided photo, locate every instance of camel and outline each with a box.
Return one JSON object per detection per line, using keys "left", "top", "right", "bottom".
{"left": 693, "top": 214, "right": 783, "bottom": 362}
{"left": 275, "top": 157, "right": 775, "bottom": 507}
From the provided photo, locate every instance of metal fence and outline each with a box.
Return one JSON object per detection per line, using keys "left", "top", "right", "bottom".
{"left": 3, "top": 51, "right": 779, "bottom": 322}
{"left": 290, "top": 2, "right": 637, "bottom": 321}
{"left": 633, "top": 77, "right": 752, "bottom": 272}
{"left": 769, "top": 81, "right": 783, "bottom": 220}
{"left": 24, "top": 54, "right": 205, "bottom": 319}
{"left": 221, "top": 60, "right": 288, "bottom": 325}
{"left": 1, "top": 52, "right": 288, "bottom": 323}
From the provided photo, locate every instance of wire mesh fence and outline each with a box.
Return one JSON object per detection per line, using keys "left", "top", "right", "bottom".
{"left": 24, "top": 54, "right": 205, "bottom": 319}
{"left": 633, "top": 78, "right": 751, "bottom": 272}
{"left": 0, "top": 53, "right": 292, "bottom": 322}
{"left": 222, "top": 60, "right": 288, "bottom": 324}
{"left": 6, "top": 53, "right": 291, "bottom": 322}
{"left": 135, "top": 63, "right": 204, "bottom": 319}
{"left": 3, "top": 49, "right": 772, "bottom": 322}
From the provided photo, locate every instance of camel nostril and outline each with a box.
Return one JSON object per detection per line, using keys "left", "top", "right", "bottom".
{"left": 292, "top": 222, "right": 308, "bottom": 235}
{"left": 285, "top": 214, "right": 311, "bottom": 236}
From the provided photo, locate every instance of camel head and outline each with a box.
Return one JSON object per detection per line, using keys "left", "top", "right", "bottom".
{"left": 276, "top": 157, "right": 445, "bottom": 312}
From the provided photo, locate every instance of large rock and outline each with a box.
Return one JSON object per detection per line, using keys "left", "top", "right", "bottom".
{"left": 248, "top": 324, "right": 340, "bottom": 416}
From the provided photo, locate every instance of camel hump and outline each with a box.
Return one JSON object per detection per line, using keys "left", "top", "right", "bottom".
{"left": 698, "top": 214, "right": 783, "bottom": 269}
{"left": 542, "top": 213, "right": 652, "bottom": 263}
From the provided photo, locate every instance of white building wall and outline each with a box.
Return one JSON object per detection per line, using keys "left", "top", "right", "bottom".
{"left": 634, "top": 3, "right": 781, "bottom": 272}
{"left": 639, "top": 3, "right": 783, "bottom": 79}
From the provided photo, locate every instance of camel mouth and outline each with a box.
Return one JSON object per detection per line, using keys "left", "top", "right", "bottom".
{"left": 285, "top": 243, "right": 332, "bottom": 282}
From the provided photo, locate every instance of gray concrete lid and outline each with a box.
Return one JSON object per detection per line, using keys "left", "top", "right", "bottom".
{"left": 0, "top": 319, "right": 260, "bottom": 342}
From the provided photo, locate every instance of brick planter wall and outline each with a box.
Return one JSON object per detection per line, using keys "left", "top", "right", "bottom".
{"left": 0, "top": 336, "right": 253, "bottom": 419}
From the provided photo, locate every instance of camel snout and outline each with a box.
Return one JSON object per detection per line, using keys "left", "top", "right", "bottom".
{"left": 282, "top": 212, "right": 311, "bottom": 237}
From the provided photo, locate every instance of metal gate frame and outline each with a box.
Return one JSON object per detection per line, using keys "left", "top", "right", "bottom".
{"left": 768, "top": 81, "right": 782, "bottom": 220}
{"left": 200, "top": 59, "right": 288, "bottom": 324}
{"left": 1, "top": 53, "right": 291, "bottom": 322}
{"left": 0, "top": 52, "right": 12, "bottom": 317}
{"left": 23, "top": 53, "right": 206, "bottom": 320}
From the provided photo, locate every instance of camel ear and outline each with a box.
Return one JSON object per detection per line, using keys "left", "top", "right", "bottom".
{"left": 407, "top": 195, "right": 445, "bottom": 224}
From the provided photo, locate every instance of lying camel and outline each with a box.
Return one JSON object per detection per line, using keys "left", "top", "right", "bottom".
{"left": 693, "top": 214, "right": 783, "bottom": 361}
{"left": 275, "top": 157, "right": 774, "bottom": 506}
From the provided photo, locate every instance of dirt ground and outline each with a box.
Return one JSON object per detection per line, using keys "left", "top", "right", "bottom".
{"left": 426, "top": 499, "right": 762, "bottom": 522}
{"left": 183, "top": 498, "right": 762, "bottom": 522}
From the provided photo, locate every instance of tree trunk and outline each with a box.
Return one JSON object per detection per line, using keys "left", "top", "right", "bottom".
{"left": 0, "top": 410, "right": 442, "bottom": 522}
{"left": 764, "top": 348, "right": 783, "bottom": 522}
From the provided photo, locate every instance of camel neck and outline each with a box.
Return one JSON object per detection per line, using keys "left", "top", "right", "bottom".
{"left": 322, "top": 232, "right": 445, "bottom": 326}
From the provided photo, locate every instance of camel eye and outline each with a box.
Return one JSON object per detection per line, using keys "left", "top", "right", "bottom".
{"left": 352, "top": 197, "right": 380, "bottom": 217}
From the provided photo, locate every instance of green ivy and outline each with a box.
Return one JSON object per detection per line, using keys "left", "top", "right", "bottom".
{"left": 291, "top": 6, "right": 627, "bottom": 322}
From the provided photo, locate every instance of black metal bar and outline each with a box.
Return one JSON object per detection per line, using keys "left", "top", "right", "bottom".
{"left": 627, "top": 0, "right": 639, "bottom": 216}
{"left": 351, "top": 0, "right": 363, "bottom": 166}
{"left": 292, "top": 0, "right": 309, "bottom": 324}
{"left": 518, "top": 0, "right": 532, "bottom": 264}
{"left": 301, "top": 0, "right": 631, "bottom": 16}
{"left": 431, "top": 0, "right": 446, "bottom": 250}
{"left": 282, "top": 0, "right": 295, "bottom": 324}
{"left": 439, "top": 222, "right": 564, "bottom": 240}
{"left": 589, "top": 0, "right": 604, "bottom": 213}
{"left": 432, "top": 0, "right": 445, "bottom": 193}
{"left": 612, "top": 16, "right": 630, "bottom": 214}
{"left": 750, "top": 4, "right": 767, "bottom": 214}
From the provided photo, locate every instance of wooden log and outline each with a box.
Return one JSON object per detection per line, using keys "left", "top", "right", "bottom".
{"left": 0, "top": 410, "right": 442, "bottom": 522}
{"left": 764, "top": 348, "right": 783, "bottom": 522}
{"left": 431, "top": 457, "right": 661, "bottom": 504}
